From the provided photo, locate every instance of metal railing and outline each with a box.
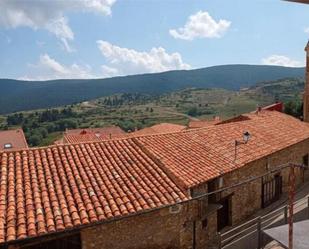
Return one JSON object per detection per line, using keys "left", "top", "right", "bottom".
{"left": 219, "top": 196, "right": 309, "bottom": 249}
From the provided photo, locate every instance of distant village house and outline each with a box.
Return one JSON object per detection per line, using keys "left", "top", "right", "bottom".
{"left": 54, "top": 126, "right": 126, "bottom": 144}
{"left": 0, "top": 129, "right": 28, "bottom": 151}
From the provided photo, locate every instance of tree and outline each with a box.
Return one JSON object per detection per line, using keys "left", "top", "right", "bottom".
{"left": 46, "top": 123, "right": 56, "bottom": 133}
{"left": 284, "top": 100, "right": 303, "bottom": 119}
{"left": 37, "top": 127, "right": 48, "bottom": 138}
{"left": 187, "top": 107, "right": 200, "bottom": 117}
{"left": 31, "top": 120, "right": 39, "bottom": 129}
{"left": 117, "top": 120, "right": 142, "bottom": 132}
{"left": 27, "top": 133, "right": 43, "bottom": 146}
{"left": 56, "top": 119, "right": 77, "bottom": 131}
{"left": 7, "top": 113, "right": 24, "bottom": 125}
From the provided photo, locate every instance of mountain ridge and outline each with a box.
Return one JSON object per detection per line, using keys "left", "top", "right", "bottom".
{"left": 0, "top": 64, "right": 305, "bottom": 114}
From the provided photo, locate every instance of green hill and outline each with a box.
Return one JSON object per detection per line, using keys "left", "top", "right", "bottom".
{"left": 0, "top": 77, "right": 304, "bottom": 146}
{"left": 0, "top": 64, "right": 304, "bottom": 114}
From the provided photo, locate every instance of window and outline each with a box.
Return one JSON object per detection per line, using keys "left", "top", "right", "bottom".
{"left": 262, "top": 174, "right": 282, "bottom": 208}
{"left": 303, "top": 154, "right": 309, "bottom": 169}
{"left": 4, "top": 143, "right": 12, "bottom": 149}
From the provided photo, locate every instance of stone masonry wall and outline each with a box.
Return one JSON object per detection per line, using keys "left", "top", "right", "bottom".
{"left": 191, "top": 138, "right": 309, "bottom": 248}
{"left": 81, "top": 202, "right": 198, "bottom": 249}
{"left": 223, "top": 138, "right": 309, "bottom": 225}
{"left": 81, "top": 138, "right": 309, "bottom": 249}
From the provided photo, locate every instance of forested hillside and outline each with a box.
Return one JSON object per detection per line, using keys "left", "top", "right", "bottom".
{"left": 0, "top": 77, "right": 303, "bottom": 147}
{"left": 0, "top": 65, "right": 304, "bottom": 114}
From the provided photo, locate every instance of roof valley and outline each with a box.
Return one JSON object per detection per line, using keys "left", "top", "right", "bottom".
{"left": 131, "top": 137, "right": 190, "bottom": 195}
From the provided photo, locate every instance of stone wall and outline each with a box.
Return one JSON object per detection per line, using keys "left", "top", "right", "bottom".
{"left": 224, "top": 138, "right": 309, "bottom": 225}
{"left": 190, "top": 138, "right": 309, "bottom": 248}
{"left": 81, "top": 202, "right": 198, "bottom": 249}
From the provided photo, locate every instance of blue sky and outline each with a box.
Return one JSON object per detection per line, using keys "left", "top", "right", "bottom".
{"left": 0, "top": 0, "right": 308, "bottom": 80}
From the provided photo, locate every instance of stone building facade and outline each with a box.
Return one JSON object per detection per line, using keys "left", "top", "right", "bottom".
{"left": 189, "top": 138, "right": 309, "bottom": 249}
{"left": 79, "top": 138, "right": 309, "bottom": 249}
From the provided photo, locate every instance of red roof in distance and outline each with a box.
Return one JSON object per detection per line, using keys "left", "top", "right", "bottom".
{"left": 262, "top": 102, "right": 284, "bottom": 112}
{"left": 0, "top": 129, "right": 28, "bottom": 151}
{"left": 57, "top": 126, "right": 127, "bottom": 144}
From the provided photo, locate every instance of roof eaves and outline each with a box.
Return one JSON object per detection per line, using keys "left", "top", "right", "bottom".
{"left": 19, "top": 129, "right": 29, "bottom": 149}
{"left": 0, "top": 197, "right": 188, "bottom": 247}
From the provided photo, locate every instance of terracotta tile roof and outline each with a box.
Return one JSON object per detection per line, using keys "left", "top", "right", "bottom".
{"left": 56, "top": 123, "right": 186, "bottom": 145}
{"left": 262, "top": 102, "right": 284, "bottom": 112}
{"left": 1, "top": 110, "right": 308, "bottom": 244}
{"left": 131, "top": 123, "right": 186, "bottom": 136}
{"left": 65, "top": 127, "right": 125, "bottom": 136}
{"left": 0, "top": 129, "right": 28, "bottom": 151}
{"left": 0, "top": 140, "right": 187, "bottom": 243}
{"left": 136, "top": 110, "right": 309, "bottom": 188}
{"left": 61, "top": 126, "right": 127, "bottom": 144}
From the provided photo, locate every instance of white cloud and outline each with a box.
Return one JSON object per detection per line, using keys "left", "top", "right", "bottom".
{"left": 20, "top": 54, "right": 95, "bottom": 80}
{"left": 304, "top": 27, "right": 309, "bottom": 34}
{"left": 0, "top": 0, "right": 116, "bottom": 52}
{"left": 45, "top": 16, "right": 74, "bottom": 52}
{"left": 101, "top": 65, "right": 119, "bottom": 78}
{"left": 97, "top": 40, "right": 191, "bottom": 76}
{"left": 261, "top": 55, "right": 303, "bottom": 67}
{"left": 169, "top": 11, "right": 231, "bottom": 40}
{"left": 19, "top": 41, "right": 191, "bottom": 80}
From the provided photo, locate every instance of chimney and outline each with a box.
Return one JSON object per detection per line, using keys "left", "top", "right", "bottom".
{"left": 304, "top": 41, "right": 309, "bottom": 122}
